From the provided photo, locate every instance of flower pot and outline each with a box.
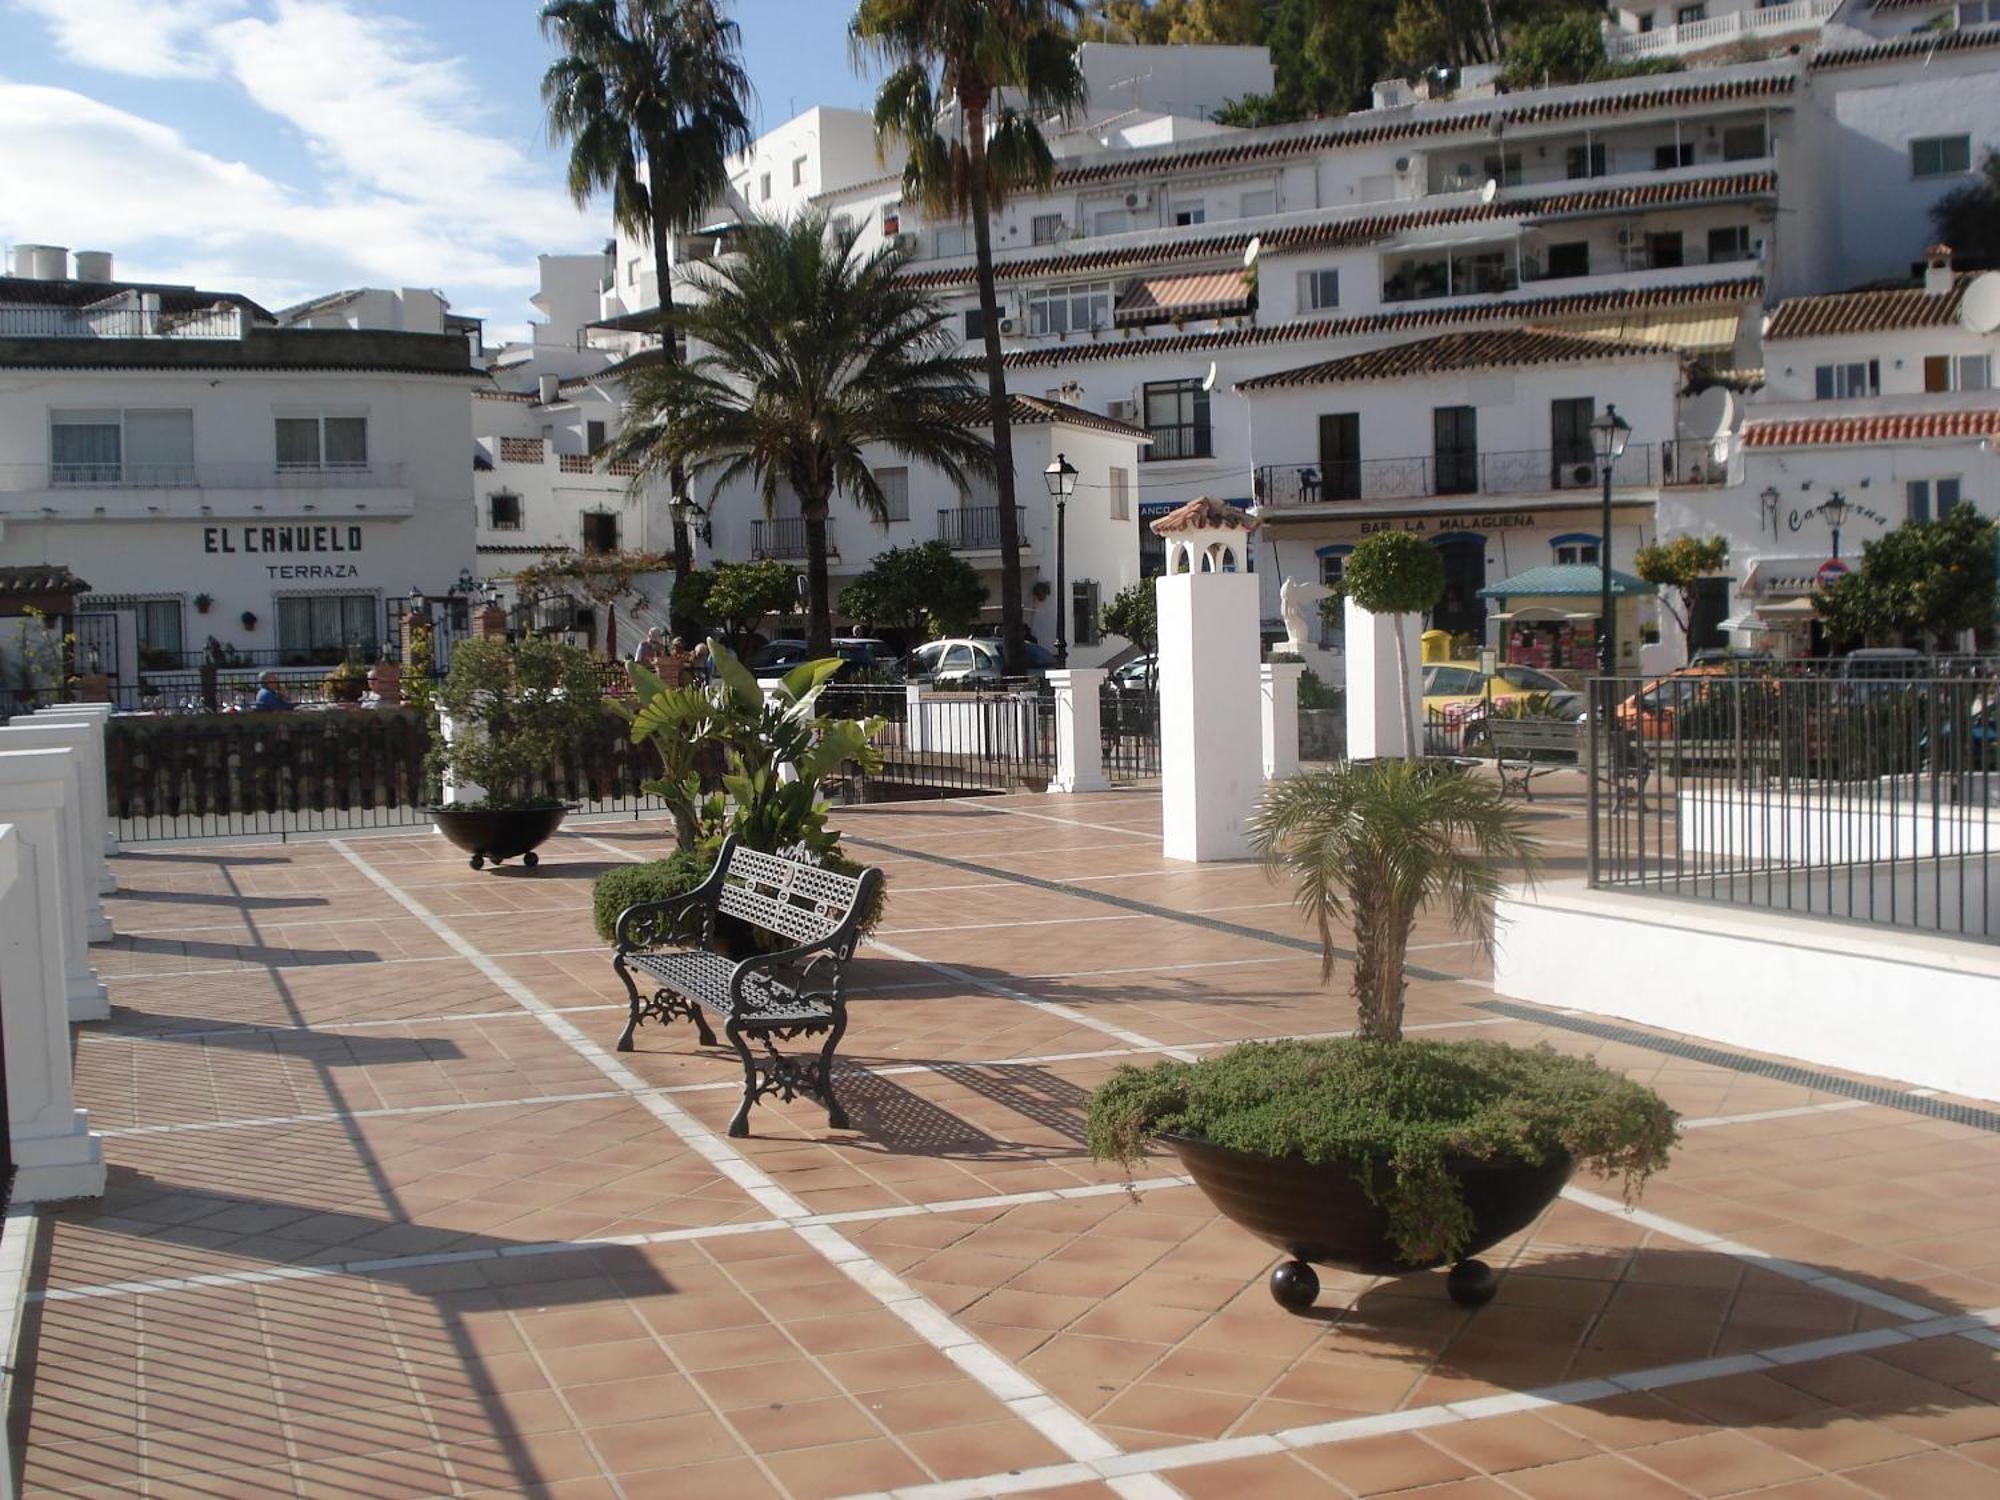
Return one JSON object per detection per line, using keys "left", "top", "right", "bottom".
{"left": 1163, "top": 1133, "right": 1572, "bottom": 1311}
{"left": 431, "top": 803, "right": 568, "bottom": 870}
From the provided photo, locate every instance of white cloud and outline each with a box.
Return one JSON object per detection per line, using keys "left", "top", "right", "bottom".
{"left": 9, "top": 0, "right": 249, "bottom": 80}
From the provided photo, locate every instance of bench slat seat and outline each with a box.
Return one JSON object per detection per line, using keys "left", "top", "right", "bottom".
{"left": 610, "top": 835, "right": 879, "bottom": 1136}
{"left": 1487, "top": 717, "right": 1647, "bottom": 808}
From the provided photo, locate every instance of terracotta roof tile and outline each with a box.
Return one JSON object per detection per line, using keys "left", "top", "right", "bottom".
{"left": 1236, "top": 327, "right": 1679, "bottom": 391}
{"left": 1742, "top": 410, "right": 2000, "bottom": 446}
{"left": 1812, "top": 25, "right": 2000, "bottom": 69}
{"left": 0, "top": 565, "right": 90, "bottom": 595}
{"left": 897, "top": 174, "right": 1775, "bottom": 290}
{"left": 1765, "top": 275, "right": 1975, "bottom": 338}
{"left": 1000, "top": 276, "right": 1763, "bottom": 368}
{"left": 1149, "top": 496, "right": 1260, "bottom": 535}
{"left": 939, "top": 393, "right": 1151, "bottom": 440}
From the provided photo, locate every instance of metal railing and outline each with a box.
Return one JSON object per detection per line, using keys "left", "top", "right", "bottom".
{"left": 0, "top": 305, "right": 245, "bottom": 340}
{"left": 1100, "top": 682, "right": 1161, "bottom": 782}
{"left": 936, "top": 506, "right": 1007, "bottom": 551}
{"left": 751, "top": 516, "right": 834, "bottom": 560}
{"left": 1660, "top": 439, "right": 1729, "bottom": 489}
{"left": 1, "top": 461, "right": 402, "bottom": 491}
{"left": 1604, "top": 0, "right": 1837, "bottom": 59}
{"left": 1255, "top": 444, "right": 1657, "bottom": 508}
{"left": 821, "top": 682, "right": 1055, "bottom": 797}
{"left": 1585, "top": 668, "right": 2000, "bottom": 943}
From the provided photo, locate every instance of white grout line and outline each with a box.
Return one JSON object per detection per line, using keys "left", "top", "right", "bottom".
{"left": 843, "top": 1299, "right": 2000, "bottom": 1500}
{"left": 959, "top": 803, "right": 1168, "bottom": 839}
{"left": 325, "top": 838, "right": 1177, "bottom": 1500}
{"left": 101, "top": 943, "right": 611, "bottom": 983}
{"left": 1679, "top": 1099, "right": 1874, "bottom": 1130}
{"left": 94, "top": 1087, "right": 637, "bottom": 1139}
{"left": 78, "top": 1002, "right": 627, "bottom": 1043}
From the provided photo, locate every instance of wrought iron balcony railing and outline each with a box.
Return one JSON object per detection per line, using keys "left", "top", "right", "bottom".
{"left": 1254, "top": 444, "right": 1659, "bottom": 508}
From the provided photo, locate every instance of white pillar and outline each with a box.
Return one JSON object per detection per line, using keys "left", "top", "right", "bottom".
{"left": 1158, "top": 571, "right": 1263, "bottom": 861}
{"left": 0, "top": 723, "right": 112, "bottom": 941}
{"left": 1047, "top": 668, "right": 1110, "bottom": 794}
{"left": 1343, "top": 598, "right": 1423, "bottom": 761}
{"left": 0, "top": 824, "right": 106, "bottom": 1203}
{"left": 35, "top": 703, "right": 118, "bottom": 866}
{"left": 0, "top": 752, "right": 106, "bottom": 1022}
{"left": 904, "top": 683, "right": 928, "bottom": 754}
{"left": 435, "top": 709, "right": 485, "bottom": 805}
{"left": 1260, "top": 661, "right": 1305, "bottom": 782}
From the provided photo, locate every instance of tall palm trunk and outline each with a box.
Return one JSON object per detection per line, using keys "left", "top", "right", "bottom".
{"left": 1394, "top": 612, "right": 1419, "bottom": 761}
{"left": 1350, "top": 897, "right": 1408, "bottom": 1042}
{"left": 803, "top": 499, "right": 835, "bottom": 657}
{"left": 647, "top": 161, "right": 693, "bottom": 585}
{"left": 964, "top": 101, "right": 1025, "bottom": 676}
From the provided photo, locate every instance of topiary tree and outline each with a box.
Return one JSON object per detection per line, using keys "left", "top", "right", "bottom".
{"left": 1100, "top": 580, "right": 1158, "bottom": 691}
{"left": 1634, "top": 534, "right": 1730, "bottom": 664}
{"left": 840, "top": 542, "right": 988, "bottom": 643}
{"left": 1342, "top": 531, "right": 1445, "bottom": 760}
{"left": 428, "top": 634, "right": 607, "bottom": 809}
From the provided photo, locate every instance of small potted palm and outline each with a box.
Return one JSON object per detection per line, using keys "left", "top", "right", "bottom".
{"left": 1088, "top": 760, "right": 1678, "bottom": 1311}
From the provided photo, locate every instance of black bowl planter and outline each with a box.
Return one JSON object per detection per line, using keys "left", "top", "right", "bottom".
{"left": 431, "top": 804, "right": 569, "bottom": 870}
{"left": 1164, "top": 1133, "right": 1573, "bottom": 1311}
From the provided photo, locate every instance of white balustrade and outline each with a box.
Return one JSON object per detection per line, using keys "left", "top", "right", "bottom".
{"left": 1260, "top": 662, "right": 1306, "bottom": 783}
{"left": 0, "top": 722, "right": 112, "bottom": 941}
{"left": 1047, "top": 669, "right": 1110, "bottom": 795}
{"left": 0, "top": 751, "right": 107, "bottom": 1022}
{"left": 34, "top": 703, "right": 118, "bottom": 867}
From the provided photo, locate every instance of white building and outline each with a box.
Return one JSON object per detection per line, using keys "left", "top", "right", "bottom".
{"left": 0, "top": 248, "right": 479, "bottom": 690}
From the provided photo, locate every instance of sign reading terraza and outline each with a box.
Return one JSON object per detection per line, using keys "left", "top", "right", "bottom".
{"left": 204, "top": 524, "right": 364, "bottom": 556}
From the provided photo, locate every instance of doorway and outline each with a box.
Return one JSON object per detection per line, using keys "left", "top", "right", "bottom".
{"left": 1431, "top": 533, "right": 1487, "bottom": 640}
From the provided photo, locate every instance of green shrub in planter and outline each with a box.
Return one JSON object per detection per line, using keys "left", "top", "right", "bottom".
{"left": 1087, "top": 1037, "right": 1679, "bottom": 1265}
{"left": 592, "top": 847, "right": 887, "bottom": 944}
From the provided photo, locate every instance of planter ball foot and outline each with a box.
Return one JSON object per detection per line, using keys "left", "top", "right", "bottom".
{"left": 523, "top": 851, "right": 539, "bottom": 869}
{"left": 469, "top": 854, "right": 484, "bottom": 871}
{"left": 1269, "top": 1259, "right": 1319, "bottom": 1312}
{"left": 1447, "top": 1258, "right": 1497, "bottom": 1309}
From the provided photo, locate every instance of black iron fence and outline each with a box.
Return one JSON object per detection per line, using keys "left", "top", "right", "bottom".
{"left": 1100, "top": 683, "right": 1160, "bottom": 781}
{"left": 936, "top": 506, "right": 1005, "bottom": 551}
{"left": 1585, "top": 670, "right": 2000, "bottom": 942}
{"left": 820, "top": 682, "right": 1056, "bottom": 797}
{"left": 1254, "top": 443, "right": 1657, "bottom": 508}
{"left": 751, "top": 516, "right": 834, "bottom": 560}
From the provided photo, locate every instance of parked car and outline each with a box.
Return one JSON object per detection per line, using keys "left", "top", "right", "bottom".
{"left": 1422, "top": 661, "right": 1582, "bottom": 719}
{"left": 750, "top": 637, "right": 900, "bottom": 682}
{"left": 1107, "top": 654, "right": 1159, "bottom": 695}
{"left": 904, "top": 637, "right": 1056, "bottom": 687}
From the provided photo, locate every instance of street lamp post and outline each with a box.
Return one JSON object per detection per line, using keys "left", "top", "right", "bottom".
{"left": 669, "top": 492, "right": 711, "bottom": 550}
{"left": 1820, "top": 490, "right": 1851, "bottom": 560}
{"left": 1044, "top": 452, "right": 1079, "bottom": 667}
{"left": 1589, "top": 404, "right": 1632, "bottom": 679}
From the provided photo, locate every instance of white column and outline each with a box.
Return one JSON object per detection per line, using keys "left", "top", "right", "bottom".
{"left": 434, "top": 709, "right": 485, "bottom": 805}
{"left": 0, "top": 723, "right": 112, "bottom": 941}
{"left": 35, "top": 703, "right": 118, "bottom": 866}
{"left": 0, "top": 824, "right": 106, "bottom": 1203}
{"left": 904, "top": 683, "right": 928, "bottom": 754}
{"left": 0, "top": 752, "right": 106, "bottom": 1022}
{"left": 1047, "top": 668, "right": 1110, "bottom": 794}
{"left": 1343, "top": 598, "right": 1423, "bottom": 761}
{"left": 1158, "top": 571, "right": 1263, "bottom": 862}
{"left": 1260, "top": 661, "right": 1305, "bottom": 782}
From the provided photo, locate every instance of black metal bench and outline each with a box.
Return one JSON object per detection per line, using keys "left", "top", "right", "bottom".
{"left": 611, "top": 836, "right": 881, "bottom": 1137}
{"left": 1488, "top": 718, "right": 1648, "bottom": 808}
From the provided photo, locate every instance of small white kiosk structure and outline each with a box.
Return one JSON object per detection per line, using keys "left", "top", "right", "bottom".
{"left": 1153, "top": 498, "right": 1265, "bottom": 862}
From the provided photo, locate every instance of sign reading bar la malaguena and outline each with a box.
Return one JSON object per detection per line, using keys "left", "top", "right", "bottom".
{"left": 204, "top": 524, "right": 366, "bottom": 580}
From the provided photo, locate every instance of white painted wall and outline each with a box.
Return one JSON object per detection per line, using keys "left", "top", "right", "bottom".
{"left": 1158, "top": 568, "right": 1262, "bottom": 861}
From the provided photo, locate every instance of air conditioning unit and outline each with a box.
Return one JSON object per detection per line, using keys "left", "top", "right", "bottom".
{"left": 1563, "top": 461, "right": 1595, "bottom": 488}
{"left": 1122, "top": 188, "right": 1153, "bottom": 211}
{"left": 997, "top": 315, "right": 1019, "bottom": 336}
{"left": 1394, "top": 156, "right": 1411, "bottom": 174}
{"left": 892, "top": 232, "right": 919, "bottom": 253}
{"left": 1105, "top": 398, "right": 1137, "bottom": 423}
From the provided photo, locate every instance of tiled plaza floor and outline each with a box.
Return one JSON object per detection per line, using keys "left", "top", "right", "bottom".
{"left": 15, "top": 782, "right": 2000, "bottom": 1498}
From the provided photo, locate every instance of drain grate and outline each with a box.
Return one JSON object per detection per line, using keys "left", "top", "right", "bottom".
{"left": 1479, "top": 999, "right": 2000, "bottom": 1135}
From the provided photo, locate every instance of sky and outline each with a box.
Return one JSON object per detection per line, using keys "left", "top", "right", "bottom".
{"left": 0, "top": 0, "right": 883, "bottom": 343}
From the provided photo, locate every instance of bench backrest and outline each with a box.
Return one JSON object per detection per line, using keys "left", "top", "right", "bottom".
{"left": 716, "top": 841, "right": 868, "bottom": 946}
{"left": 1488, "top": 719, "right": 1581, "bottom": 749}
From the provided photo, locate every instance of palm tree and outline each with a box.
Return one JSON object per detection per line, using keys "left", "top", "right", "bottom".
{"left": 1249, "top": 762, "right": 1540, "bottom": 1044}
{"left": 853, "top": 0, "right": 1086, "bottom": 674}
{"left": 608, "top": 213, "right": 995, "bottom": 654}
{"left": 540, "top": 0, "right": 754, "bottom": 585}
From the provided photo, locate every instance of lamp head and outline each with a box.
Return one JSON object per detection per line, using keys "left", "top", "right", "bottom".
{"left": 1590, "top": 404, "right": 1632, "bottom": 463}
{"left": 1044, "top": 452, "right": 1079, "bottom": 499}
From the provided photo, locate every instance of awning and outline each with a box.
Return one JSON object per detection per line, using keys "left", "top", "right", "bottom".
{"left": 1741, "top": 556, "right": 1826, "bottom": 599}
{"left": 1551, "top": 305, "right": 1743, "bottom": 353}
{"left": 1755, "top": 596, "right": 1819, "bottom": 619}
{"left": 1115, "top": 268, "right": 1253, "bottom": 325}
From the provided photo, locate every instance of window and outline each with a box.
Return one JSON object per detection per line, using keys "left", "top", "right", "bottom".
{"left": 1072, "top": 580, "right": 1101, "bottom": 647}
{"left": 1645, "top": 231, "right": 1684, "bottom": 269}
{"left": 1907, "top": 477, "right": 1962, "bottom": 523}
{"left": 1142, "top": 379, "right": 1211, "bottom": 461}
{"left": 1318, "top": 412, "right": 1361, "bottom": 500}
{"left": 133, "top": 599, "right": 184, "bottom": 660}
{"left": 1240, "top": 189, "right": 1276, "bottom": 217}
{"left": 276, "top": 415, "right": 367, "bottom": 470}
{"left": 1638, "top": 11, "right": 1655, "bottom": 29}
{"left": 277, "top": 594, "right": 377, "bottom": 659}
{"left": 1318, "top": 551, "right": 1347, "bottom": 587}
{"left": 1654, "top": 142, "right": 1695, "bottom": 170}
{"left": 1924, "top": 353, "right": 1992, "bottom": 391}
{"left": 1565, "top": 143, "right": 1607, "bottom": 179}
{"left": 1721, "top": 123, "right": 1767, "bottom": 161}
{"left": 1912, "top": 134, "right": 1972, "bottom": 179}
{"left": 1814, "top": 361, "right": 1880, "bottom": 399}
{"left": 964, "top": 307, "right": 986, "bottom": 342}
{"left": 1676, "top": 3, "right": 1706, "bottom": 21}
{"left": 1483, "top": 153, "right": 1523, "bottom": 186}
{"left": 1545, "top": 241, "right": 1590, "bottom": 279}
{"left": 581, "top": 511, "right": 619, "bottom": 552}
{"left": 1708, "top": 226, "right": 1753, "bottom": 263}
{"left": 1298, "top": 268, "right": 1340, "bottom": 311}
{"left": 626, "top": 257, "right": 639, "bottom": 286}
{"left": 1031, "top": 213, "right": 1065, "bottom": 246}
{"left": 1108, "top": 466, "right": 1131, "bottom": 521}
{"left": 881, "top": 203, "right": 901, "bottom": 238}
{"left": 935, "top": 224, "right": 969, "bottom": 257}
{"left": 1552, "top": 535, "right": 1601, "bottom": 565}
{"left": 1551, "top": 397, "right": 1596, "bottom": 485}
{"left": 791, "top": 156, "right": 806, "bottom": 187}
{"left": 759, "top": 171, "right": 772, "bottom": 201}
{"left": 1433, "top": 406, "right": 1478, "bottom": 495}
{"left": 1024, "top": 281, "right": 1112, "bottom": 336}
{"left": 875, "top": 466, "right": 910, "bottom": 522}
{"left": 51, "top": 408, "right": 192, "bottom": 484}
{"left": 586, "top": 419, "right": 606, "bottom": 453}
{"left": 1959, "top": 0, "right": 1998, "bottom": 23}
{"left": 488, "top": 491, "right": 522, "bottom": 530}
{"left": 1173, "top": 203, "right": 1206, "bottom": 227}
{"left": 1090, "top": 209, "right": 1131, "bottom": 237}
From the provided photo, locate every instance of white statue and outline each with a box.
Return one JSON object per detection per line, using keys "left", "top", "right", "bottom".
{"left": 1279, "top": 575, "right": 1333, "bottom": 656}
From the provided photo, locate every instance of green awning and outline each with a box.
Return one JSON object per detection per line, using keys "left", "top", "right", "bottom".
{"left": 1477, "top": 564, "right": 1652, "bottom": 600}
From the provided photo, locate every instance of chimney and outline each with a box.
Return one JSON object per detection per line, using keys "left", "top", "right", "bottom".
{"left": 537, "top": 373, "right": 561, "bottom": 404}
{"left": 1370, "top": 79, "right": 1414, "bottom": 112}
{"left": 73, "top": 250, "right": 114, "bottom": 283}
{"left": 1925, "top": 243, "right": 1955, "bottom": 297}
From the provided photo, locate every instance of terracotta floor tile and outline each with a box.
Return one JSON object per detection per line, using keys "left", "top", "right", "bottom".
{"left": 758, "top": 1437, "right": 930, "bottom": 1499}
{"left": 1504, "top": 1452, "right": 1700, "bottom": 1499}
{"left": 1174, "top": 1451, "right": 1345, "bottom": 1497}
{"left": 1303, "top": 1432, "right": 1475, "bottom": 1494}
{"left": 1630, "top": 1429, "right": 1820, "bottom": 1495}
{"left": 900, "top": 1419, "right": 1071, "bottom": 1480}
{"left": 1426, "top": 1412, "right": 1604, "bottom": 1475}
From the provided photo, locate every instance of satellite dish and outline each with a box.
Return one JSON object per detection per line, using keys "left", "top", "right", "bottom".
{"left": 1958, "top": 271, "right": 2000, "bottom": 334}
{"left": 1201, "top": 361, "right": 1219, "bottom": 392}
{"left": 1684, "top": 386, "right": 1735, "bottom": 442}
{"left": 1479, "top": 177, "right": 1498, "bottom": 205}
{"left": 1242, "top": 236, "right": 1262, "bottom": 269}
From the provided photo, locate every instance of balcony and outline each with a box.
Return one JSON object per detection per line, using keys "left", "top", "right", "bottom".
{"left": 938, "top": 506, "right": 1008, "bottom": 551}
{"left": 2, "top": 460, "right": 405, "bottom": 494}
{"left": 0, "top": 461, "right": 415, "bottom": 522}
{"left": 1604, "top": 0, "right": 1838, "bottom": 60}
{"left": 1254, "top": 444, "right": 1659, "bottom": 508}
{"left": 751, "top": 516, "right": 836, "bottom": 560}
{"left": 0, "top": 304, "right": 244, "bottom": 340}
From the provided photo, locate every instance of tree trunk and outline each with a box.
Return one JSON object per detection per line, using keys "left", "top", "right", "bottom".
{"left": 1349, "top": 898, "right": 1408, "bottom": 1043}
{"left": 648, "top": 164, "right": 693, "bottom": 585}
{"left": 964, "top": 103, "right": 1025, "bottom": 675}
{"left": 1394, "top": 611, "right": 1419, "bottom": 761}
{"left": 803, "top": 499, "right": 834, "bottom": 657}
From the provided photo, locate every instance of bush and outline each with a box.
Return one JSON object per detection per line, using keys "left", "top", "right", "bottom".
{"left": 592, "top": 846, "right": 888, "bottom": 944}
{"left": 1087, "top": 1038, "right": 1678, "bottom": 1265}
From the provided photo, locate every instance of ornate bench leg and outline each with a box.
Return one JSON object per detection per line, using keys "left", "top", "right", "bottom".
{"left": 612, "top": 957, "right": 643, "bottom": 1052}
{"left": 819, "top": 1012, "right": 850, "bottom": 1132}
{"left": 690, "top": 1007, "right": 719, "bottom": 1048}
{"left": 725, "top": 1019, "right": 758, "bottom": 1138}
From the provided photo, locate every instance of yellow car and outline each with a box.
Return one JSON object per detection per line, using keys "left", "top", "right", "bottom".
{"left": 1423, "top": 662, "right": 1582, "bottom": 754}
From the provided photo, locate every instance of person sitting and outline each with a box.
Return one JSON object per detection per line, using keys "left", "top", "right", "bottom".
{"left": 636, "top": 626, "right": 668, "bottom": 670}
{"left": 251, "top": 672, "right": 295, "bottom": 712}
{"left": 660, "top": 636, "right": 695, "bottom": 688}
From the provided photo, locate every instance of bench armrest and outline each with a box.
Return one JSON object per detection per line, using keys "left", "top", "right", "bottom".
{"left": 727, "top": 934, "right": 850, "bottom": 1004}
